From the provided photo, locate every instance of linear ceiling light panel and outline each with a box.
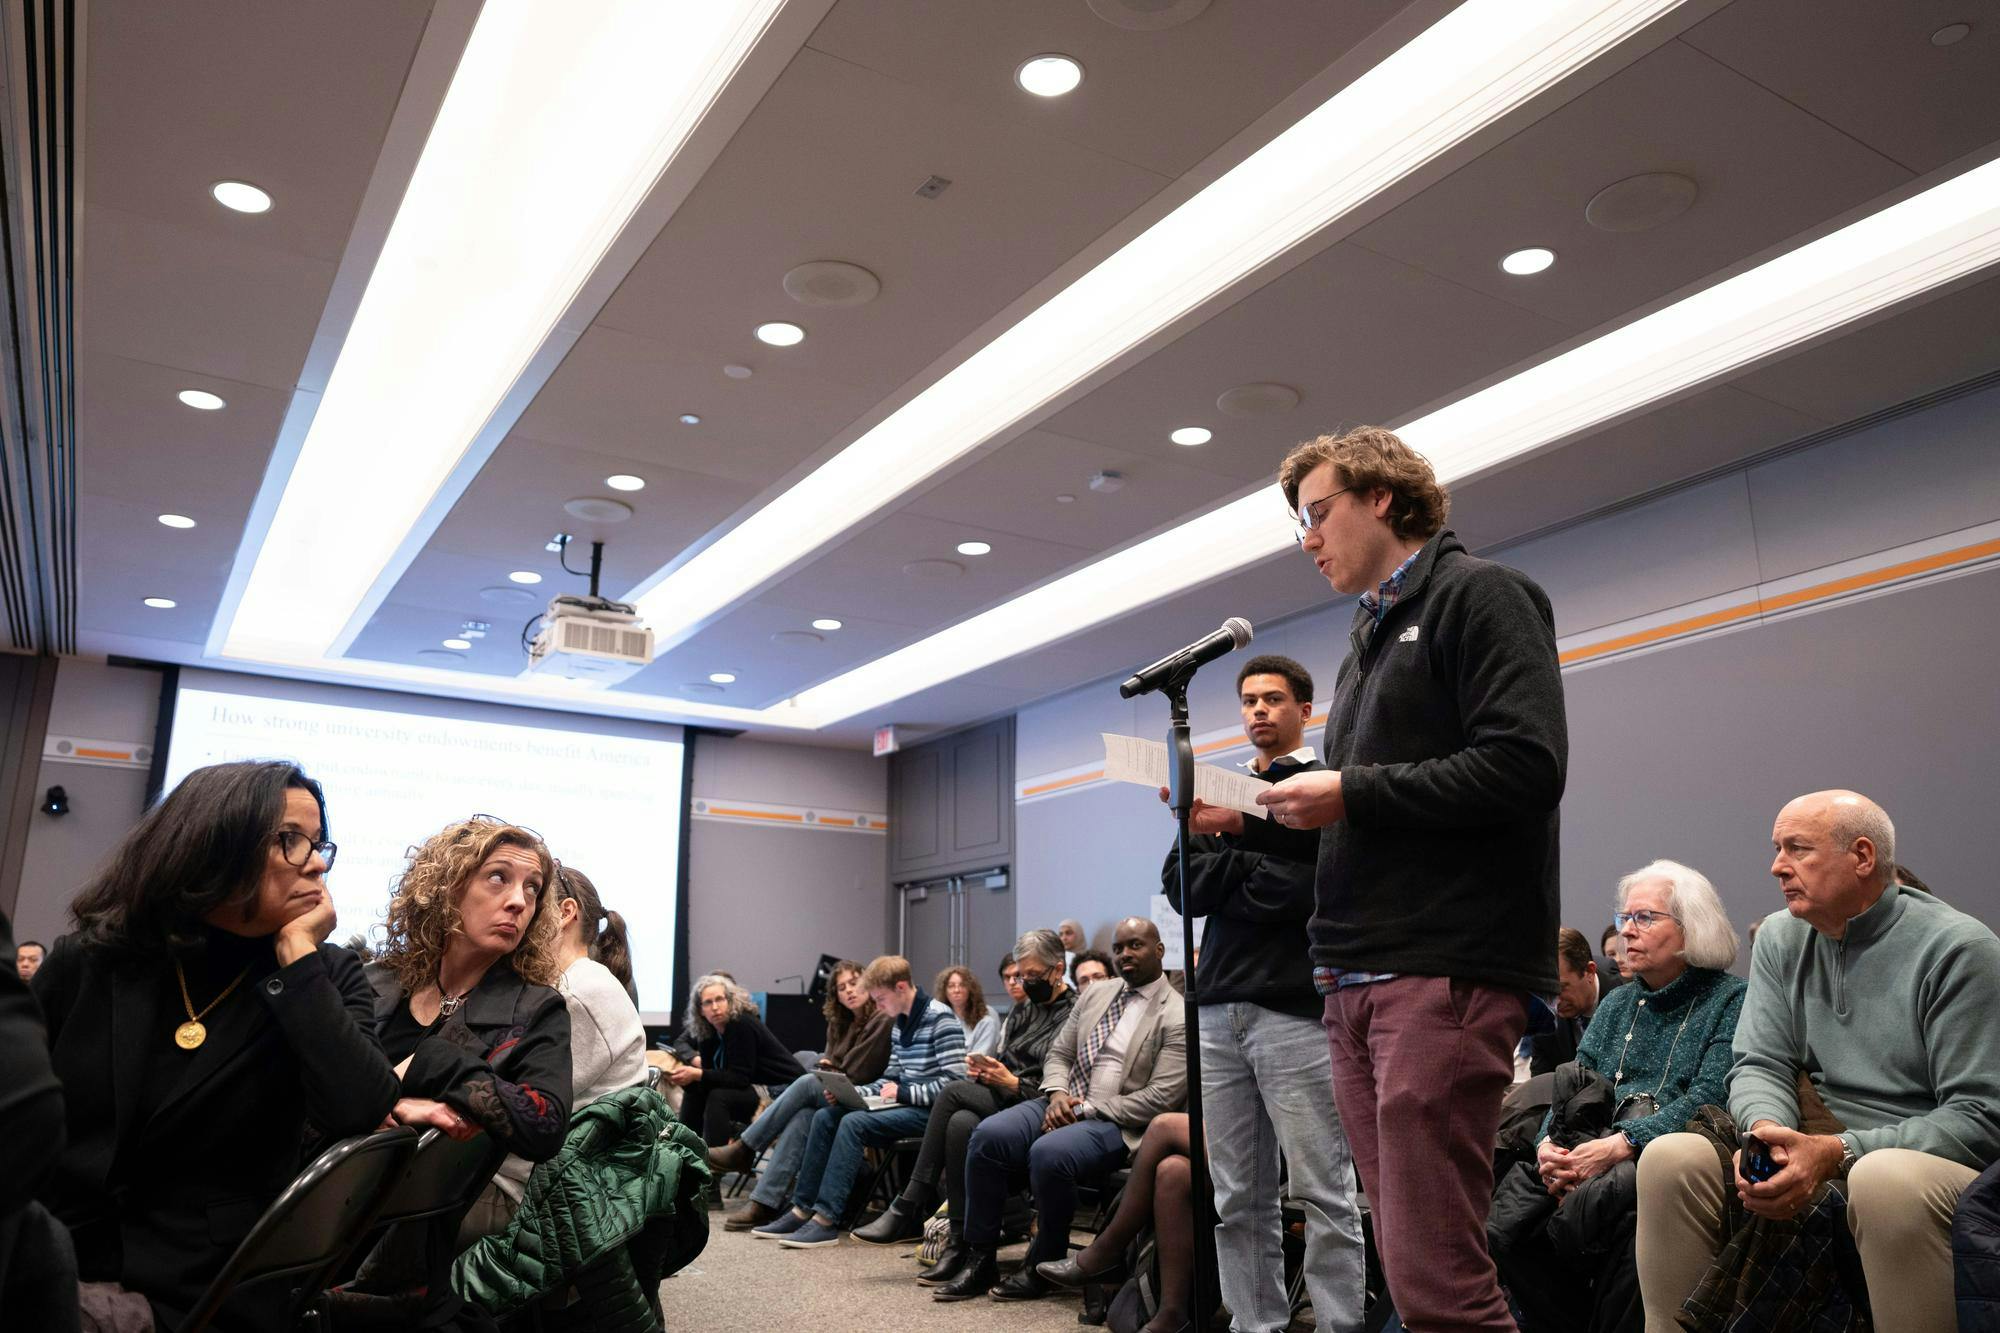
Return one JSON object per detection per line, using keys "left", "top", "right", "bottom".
{"left": 625, "top": 0, "right": 1687, "bottom": 646}
{"left": 790, "top": 156, "right": 2000, "bottom": 723}
{"left": 220, "top": 0, "right": 789, "bottom": 664}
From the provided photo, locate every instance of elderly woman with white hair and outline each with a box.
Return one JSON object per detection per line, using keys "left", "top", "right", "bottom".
{"left": 669, "top": 972, "right": 805, "bottom": 1146}
{"left": 1501, "top": 860, "right": 1748, "bottom": 1333}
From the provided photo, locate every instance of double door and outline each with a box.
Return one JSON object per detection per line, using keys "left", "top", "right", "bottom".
{"left": 899, "top": 866, "right": 1013, "bottom": 996}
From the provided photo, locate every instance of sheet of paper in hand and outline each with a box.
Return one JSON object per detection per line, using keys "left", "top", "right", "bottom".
{"left": 1100, "top": 733, "right": 1269, "bottom": 818}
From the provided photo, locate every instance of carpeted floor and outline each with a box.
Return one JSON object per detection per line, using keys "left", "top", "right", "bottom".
{"left": 657, "top": 1196, "right": 1094, "bottom": 1331}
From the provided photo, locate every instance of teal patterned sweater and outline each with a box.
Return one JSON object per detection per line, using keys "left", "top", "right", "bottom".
{"left": 1537, "top": 964, "right": 1747, "bottom": 1149}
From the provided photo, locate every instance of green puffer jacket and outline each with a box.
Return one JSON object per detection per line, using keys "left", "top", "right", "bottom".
{"left": 453, "top": 1084, "right": 711, "bottom": 1329}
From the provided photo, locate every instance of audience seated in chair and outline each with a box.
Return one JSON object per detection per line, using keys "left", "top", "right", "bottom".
{"left": 1637, "top": 791, "right": 2000, "bottom": 1333}
{"left": 938, "top": 964, "right": 999, "bottom": 1056}
{"left": 32, "top": 761, "right": 399, "bottom": 1331}
{"left": 1036, "top": 1112, "right": 1216, "bottom": 1333}
{"left": 470, "top": 864, "right": 646, "bottom": 1243}
{"left": 852, "top": 929, "right": 1077, "bottom": 1272}
{"left": 935, "top": 916, "right": 1187, "bottom": 1303}
{"left": 1525, "top": 926, "right": 1623, "bottom": 1078}
{"left": 351, "top": 815, "right": 573, "bottom": 1325}
{"left": 751, "top": 954, "right": 967, "bottom": 1249}
{"left": 670, "top": 972, "right": 805, "bottom": 1148}
{"left": 711, "top": 959, "right": 892, "bottom": 1230}
{"left": 1493, "top": 861, "right": 1745, "bottom": 1333}
{"left": 1072, "top": 948, "right": 1114, "bottom": 991}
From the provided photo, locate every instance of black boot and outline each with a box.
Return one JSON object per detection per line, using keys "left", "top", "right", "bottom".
{"left": 853, "top": 1196, "right": 928, "bottom": 1245}
{"left": 931, "top": 1245, "right": 999, "bottom": 1302}
{"left": 917, "top": 1227, "right": 968, "bottom": 1287}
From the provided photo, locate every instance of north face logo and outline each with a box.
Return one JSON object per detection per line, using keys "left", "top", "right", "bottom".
{"left": 1398, "top": 625, "right": 1420, "bottom": 643}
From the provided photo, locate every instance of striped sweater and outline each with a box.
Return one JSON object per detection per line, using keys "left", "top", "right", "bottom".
{"left": 860, "top": 987, "right": 967, "bottom": 1107}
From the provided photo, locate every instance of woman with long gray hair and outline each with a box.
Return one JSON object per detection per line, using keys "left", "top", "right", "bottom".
{"left": 669, "top": 971, "right": 804, "bottom": 1145}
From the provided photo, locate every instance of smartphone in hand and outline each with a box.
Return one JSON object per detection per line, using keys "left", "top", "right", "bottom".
{"left": 1740, "top": 1132, "right": 1779, "bottom": 1183}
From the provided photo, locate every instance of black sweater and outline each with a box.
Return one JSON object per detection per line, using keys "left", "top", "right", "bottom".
{"left": 692, "top": 1012, "right": 805, "bottom": 1090}
{"left": 1162, "top": 754, "right": 1323, "bottom": 1018}
{"left": 1310, "top": 530, "right": 1567, "bottom": 995}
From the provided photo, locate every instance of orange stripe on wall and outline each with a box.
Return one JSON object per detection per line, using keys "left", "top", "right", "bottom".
{"left": 707, "top": 807, "right": 806, "bottom": 823}
{"left": 1560, "top": 537, "right": 2000, "bottom": 666}
{"left": 1022, "top": 769, "right": 1105, "bottom": 797}
{"left": 74, "top": 747, "right": 133, "bottom": 760}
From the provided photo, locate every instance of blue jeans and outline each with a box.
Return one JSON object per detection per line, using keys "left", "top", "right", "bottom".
{"left": 743, "top": 1072, "right": 823, "bottom": 1209}
{"left": 789, "top": 1102, "right": 930, "bottom": 1222}
{"left": 963, "top": 1096, "right": 1125, "bottom": 1262}
{"left": 1201, "top": 1002, "right": 1364, "bottom": 1333}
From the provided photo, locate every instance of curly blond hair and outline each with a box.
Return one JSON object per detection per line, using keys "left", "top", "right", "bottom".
{"left": 1278, "top": 425, "right": 1450, "bottom": 541}
{"left": 379, "top": 816, "right": 563, "bottom": 994}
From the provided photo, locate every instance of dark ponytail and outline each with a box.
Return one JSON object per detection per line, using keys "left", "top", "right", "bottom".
{"left": 555, "top": 865, "right": 634, "bottom": 993}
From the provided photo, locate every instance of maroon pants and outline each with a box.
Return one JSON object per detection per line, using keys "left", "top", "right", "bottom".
{"left": 1324, "top": 977, "right": 1525, "bottom": 1333}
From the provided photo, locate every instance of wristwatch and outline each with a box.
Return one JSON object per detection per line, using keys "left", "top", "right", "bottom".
{"left": 1835, "top": 1135, "right": 1860, "bottom": 1178}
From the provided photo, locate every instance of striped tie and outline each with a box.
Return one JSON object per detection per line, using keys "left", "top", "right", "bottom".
{"left": 1067, "top": 987, "right": 1138, "bottom": 1098}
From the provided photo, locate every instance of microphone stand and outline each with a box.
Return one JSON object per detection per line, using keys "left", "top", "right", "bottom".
{"left": 1161, "top": 666, "right": 1213, "bottom": 1329}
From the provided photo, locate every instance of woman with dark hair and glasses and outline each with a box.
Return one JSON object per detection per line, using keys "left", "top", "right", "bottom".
{"left": 31, "top": 760, "right": 399, "bottom": 1331}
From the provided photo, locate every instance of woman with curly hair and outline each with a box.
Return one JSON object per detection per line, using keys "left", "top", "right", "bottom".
{"left": 936, "top": 964, "right": 998, "bottom": 1056}
{"left": 669, "top": 972, "right": 804, "bottom": 1146}
{"left": 711, "top": 960, "right": 893, "bottom": 1229}
{"left": 373, "top": 815, "right": 572, "bottom": 1164}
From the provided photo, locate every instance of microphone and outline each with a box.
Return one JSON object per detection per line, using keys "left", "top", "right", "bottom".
{"left": 1120, "top": 618, "right": 1253, "bottom": 698}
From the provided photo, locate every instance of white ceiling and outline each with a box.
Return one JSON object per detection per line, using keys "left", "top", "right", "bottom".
{"left": 66, "top": 0, "right": 2000, "bottom": 745}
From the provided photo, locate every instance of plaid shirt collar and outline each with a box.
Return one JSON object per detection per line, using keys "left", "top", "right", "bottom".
{"left": 1358, "top": 547, "right": 1422, "bottom": 625}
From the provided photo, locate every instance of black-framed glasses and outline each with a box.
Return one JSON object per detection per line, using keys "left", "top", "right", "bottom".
{"left": 1294, "top": 487, "right": 1357, "bottom": 543}
{"left": 274, "top": 830, "right": 338, "bottom": 870}
{"left": 1613, "top": 909, "right": 1678, "bottom": 931}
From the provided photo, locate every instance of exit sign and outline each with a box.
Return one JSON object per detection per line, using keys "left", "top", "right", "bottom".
{"left": 873, "top": 726, "right": 899, "bottom": 757}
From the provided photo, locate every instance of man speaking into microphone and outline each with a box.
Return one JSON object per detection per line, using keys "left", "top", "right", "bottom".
{"left": 1255, "top": 426, "right": 1567, "bottom": 1333}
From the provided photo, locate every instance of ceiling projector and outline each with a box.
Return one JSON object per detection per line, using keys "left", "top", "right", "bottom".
{"left": 525, "top": 594, "right": 655, "bottom": 685}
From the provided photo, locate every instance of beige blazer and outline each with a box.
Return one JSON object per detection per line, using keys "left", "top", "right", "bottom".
{"left": 1040, "top": 975, "right": 1187, "bottom": 1151}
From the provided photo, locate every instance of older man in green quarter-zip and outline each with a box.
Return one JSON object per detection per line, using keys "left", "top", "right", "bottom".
{"left": 1635, "top": 789, "right": 2000, "bottom": 1333}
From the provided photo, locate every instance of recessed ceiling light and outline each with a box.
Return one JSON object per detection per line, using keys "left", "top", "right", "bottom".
{"left": 215, "top": 0, "right": 796, "bottom": 667}
{"left": 177, "top": 389, "right": 226, "bottom": 411}
{"left": 956, "top": 540, "right": 993, "bottom": 556}
{"left": 755, "top": 321, "right": 805, "bottom": 347}
{"left": 1501, "top": 247, "right": 1556, "bottom": 275}
{"left": 508, "top": 570, "right": 543, "bottom": 585}
{"left": 605, "top": 473, "right": 646, "bottom": 491}
{"left": 443, "top": 638, "right": 473, "bottom": 650}
{"left": 678, "top": 413, "right": 701, "bottom": 425}
{"left": 1170, "top": 426, "right": 1213, "bottom": 446}
{"left": 723, "top": 363, "right": 754, "bottom": 379}
{"left": 811, "top": 617, "right": 843, "bottom": 631}
{"left": 211, "top": 180, "right": 272, "bottom": 214}
{"left": 1931, "top": 22, "right": 1971, "bottom": 46}
{"left": 142, "top": 596, "right": 177, "bottom": 610}
{"left": 708, "top": 671, "right": 737, "bottom": 684}
{"left": 1015, "top": 54, "right": 1084, "bottom": 97}
{"left": 157, "top": 513, "right": 197, "bottom": 529}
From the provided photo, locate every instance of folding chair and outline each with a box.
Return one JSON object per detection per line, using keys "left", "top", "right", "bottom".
{"left": 320, "top": 1128, "right": 506, "bottom": 1328}
{"left": 176, "top": 1127, "right": 419, "bottom": 1333}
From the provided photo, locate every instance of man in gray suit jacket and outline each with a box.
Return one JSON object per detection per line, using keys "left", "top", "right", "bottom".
{"left": 933, "top": 916, "right": 1187, "bottom": 1302}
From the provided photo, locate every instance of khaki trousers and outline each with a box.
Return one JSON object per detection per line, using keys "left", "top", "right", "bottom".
{"left": 1635, "top": 1131, "right": 1976, "bottom": 1333}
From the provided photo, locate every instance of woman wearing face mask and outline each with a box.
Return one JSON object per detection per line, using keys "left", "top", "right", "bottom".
{"left": 853, "top": 928, "right": 1077, "bottom": 1272}
{"left": 33, "top": 761, "right": 399, "bottom": 1331}
{"left": 710, "top": 960, "right": 894, "bottom": 1230}
{"left": 937, "top": 964, "right": 999, "bottom": 1056}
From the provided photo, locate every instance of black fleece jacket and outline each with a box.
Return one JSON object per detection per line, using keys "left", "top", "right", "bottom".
{"left": 1162, "top": 754, "right": 1323, "bottom": 1018}
{"left": 1310, "top": 529, "right": 1567, "bottom": 995}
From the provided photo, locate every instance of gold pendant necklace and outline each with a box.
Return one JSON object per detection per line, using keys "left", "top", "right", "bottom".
{"left": 173, "top": 958, "right": 253, "bottom": 1050}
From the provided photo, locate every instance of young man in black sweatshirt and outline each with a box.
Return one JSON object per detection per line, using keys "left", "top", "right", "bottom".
{"left": 1160, "top": 654, "right": 1364, "bottom": 1333}
{"left": 1258, "top": 426, "right": 1567, "bottom": 1333}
